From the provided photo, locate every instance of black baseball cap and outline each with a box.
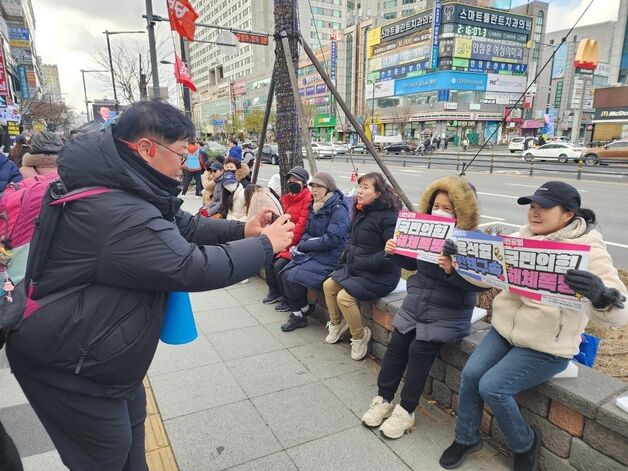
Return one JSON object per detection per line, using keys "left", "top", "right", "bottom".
{"left": 517, "top": 181, "right": 581, "bottom": 212}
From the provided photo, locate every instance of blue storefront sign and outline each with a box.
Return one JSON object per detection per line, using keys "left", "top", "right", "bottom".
{"left": 212, "top": 119, "right": 225, "bottom": 126}
{"left": 8, "top": 26, "right": 29, "bottom": 41}
{"left": 330, "top": 40, "right": 337, "bottom": 84}
{"left": 431, "top": 0, "right": 442, "bottom": 69}
{"left": 394, "top": 71, "right": 488, "bottom": 96}
{"left": 17, "top": 66, "right": 30, "bottom": 99}
{"left": 378, "top": 60, "right": 430, "bottom": 81}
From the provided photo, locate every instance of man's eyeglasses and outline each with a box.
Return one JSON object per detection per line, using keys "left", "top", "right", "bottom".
{"left": 147, "top": 138, "right": 188, "bottom": 165}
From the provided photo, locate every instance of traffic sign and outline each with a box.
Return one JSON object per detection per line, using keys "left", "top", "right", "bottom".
{"left": 234, "top": 32, "right": 269, "bottom": 46}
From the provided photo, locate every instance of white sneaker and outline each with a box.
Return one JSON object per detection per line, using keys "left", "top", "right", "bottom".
{"left": 239, "top": 278, "right": 250, "bottom": 284}
{"left": 325, "top": 320, "right": 349, "bottom": 344}
{"left": 362, "top": 396, "right": 394, "bottom": 428}
{"left": 379, "top": 404, "right": 416, "bottom": 439}
{"left": 350, "top": 326, "right": 371, "bottom": 360}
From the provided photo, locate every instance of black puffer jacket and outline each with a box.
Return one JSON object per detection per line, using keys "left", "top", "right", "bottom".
{"left": 392, "top": 176, "right": 484, "bottom": 343}
{"left": 7, "top": 127, "right": 273, "bottom": 399}
{"left": 332, "top": 197, "right": 400, "bottom": 300}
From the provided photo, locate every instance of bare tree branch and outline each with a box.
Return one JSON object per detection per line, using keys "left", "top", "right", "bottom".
{"left": 388, "top": 104, "right": 415, "bottom": 139}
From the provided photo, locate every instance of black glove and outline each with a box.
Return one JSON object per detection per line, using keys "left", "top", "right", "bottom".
{"left": 565, "top": 269, "right": 626, "bottom": 309}
{"left": 442, "top": 239, "right": 458, "bottom": 257}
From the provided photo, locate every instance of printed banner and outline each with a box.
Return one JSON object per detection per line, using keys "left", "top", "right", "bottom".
{"left": 502, "top": 237, "right": 590, "bottom": 311}
{"left": 393, "top": 211, "right": 456, "bottom": 263}
{"left": 452, "top": 229, "right": 509, "bottom": 290}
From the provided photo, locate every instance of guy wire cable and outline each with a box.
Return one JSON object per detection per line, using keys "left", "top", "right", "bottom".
{"left": 460, "top": 0, "right": 596, "bottom": 176}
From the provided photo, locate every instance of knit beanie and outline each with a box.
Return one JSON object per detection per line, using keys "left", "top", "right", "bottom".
{"left": 30, "top": 131, "right": 63, "bottom": 155}
{"left": 287, "top": 165, "right": 309, "bottom": 184}
{"left": 309, "top": 172, "right": 337, "bottom": 192}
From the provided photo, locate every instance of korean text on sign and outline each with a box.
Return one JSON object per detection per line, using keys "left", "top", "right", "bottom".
{"left": 452, "top": 229, "right": 508, "bottom": 290}
{"left": 393, "top": 211, "right": 455, "bottom": 264}
{"left": 502, "top": 237, "right": 590, "bottom": 311}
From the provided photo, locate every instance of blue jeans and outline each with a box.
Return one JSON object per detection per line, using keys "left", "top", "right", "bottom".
{"left": 454, "top": 328, "right": 568, "bottom": 453}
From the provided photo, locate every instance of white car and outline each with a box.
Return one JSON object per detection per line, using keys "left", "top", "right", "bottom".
{"left": 522, "top": 143, "right": 585, "bottom": 163}
{"left": 302, "top": 142, "right": 334, "bottom": 159}
{"left": 508, "top": 137, "right": 525, "bottom": 153}
{"left": 331, "top": 142, "right": 348, "bottom": 155}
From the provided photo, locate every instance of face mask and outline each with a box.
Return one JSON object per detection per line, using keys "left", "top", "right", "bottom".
{"left": 226, "top": 169, "right": 236, "bottom": 174}
{"left": 288, "top": 182, "right": 302, "bottom": 194}
{"left": 432, "top": 209, "right": 454, "bottom": 219}
{"left": 224, "top": 183, "right": 237, "bottom": 193}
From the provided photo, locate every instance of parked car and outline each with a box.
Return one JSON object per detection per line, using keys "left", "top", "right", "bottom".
{"left": 331, "top": 142, "right": 348, "bottom": 155}
{"left": 580, "top": 140, "right": 628, "bottom": 166}
{"left": 383, "top": 143, "right": 411, "bottom": 155}
{"left": 302, "top": 142, "right": 334, "bottom": 159}
{"left": 508, "top": 137, "right": 525, "bottom": 153}
{"left": 260, "top": 143, "right": 279, "bottom": 165}
{"left": 522, "top": 143, "right": 585, "bottom": 163}
{"left": 349, "top": 144, "right": 367, "bottom": 154}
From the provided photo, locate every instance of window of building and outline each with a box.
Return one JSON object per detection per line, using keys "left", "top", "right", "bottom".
{"left": 384, "top": 0, "right": 397, "bottom": 8}
{"left": 402, "top": 0, "right": 416, "bottom": 4}
{"left": 383, "top": 12, "right": 396, "bottom": 19}
{"left": 401, "top": 9, "right": 415, "bottom": 17}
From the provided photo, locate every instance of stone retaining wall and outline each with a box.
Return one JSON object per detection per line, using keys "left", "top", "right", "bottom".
{"left": 306, "top": 288, "right": 628, "bottom": 471}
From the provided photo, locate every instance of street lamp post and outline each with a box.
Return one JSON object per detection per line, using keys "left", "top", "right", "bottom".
{"left": 102, "top": 30, "right": 145, "bottom": 111}
{"left": 80, "top": 69, "right": 108, "bottom": 121}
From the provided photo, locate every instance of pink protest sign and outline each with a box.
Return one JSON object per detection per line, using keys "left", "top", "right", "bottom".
{"left": 393, "top": 211, "right": 456, "bottom": 264}
{"left": 502, "top": 237, "right": 591, "bottom": 311}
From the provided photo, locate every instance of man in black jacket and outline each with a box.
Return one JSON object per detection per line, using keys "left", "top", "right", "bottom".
{"left": 6, "top": 100, "right": 293, "bottom": 470}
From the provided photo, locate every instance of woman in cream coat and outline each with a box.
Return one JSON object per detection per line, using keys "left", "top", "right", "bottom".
{"left": 440, "top": 181, "right": 627, "bottom": 471}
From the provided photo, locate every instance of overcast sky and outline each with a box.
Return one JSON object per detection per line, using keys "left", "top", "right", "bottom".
{"left": 30, "top": 0, "right": 620, "bottom": 115}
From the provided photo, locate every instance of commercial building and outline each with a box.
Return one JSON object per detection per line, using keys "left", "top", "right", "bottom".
{"left": 591, "top": 86, "right": 628, "bottom": 142}
{"left": 364, "top": 1, "right": 544, "bottom": 145}
{"left": 42, "top": 63, "right": 62, "bottom": 100}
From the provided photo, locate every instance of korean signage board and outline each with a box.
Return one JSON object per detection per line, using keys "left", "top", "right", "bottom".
{"left": 468, "top": 59, "right": 526, "bottom": 74}
{"left": 593, "top": 107, "right": 628, "bottom": 121}
{"left": 314, "top": 114, "right": 336, "bottom": 127}
{"left": 431, "top": 0, "right": 442, "bottom": 68}
{"left": 230, "top": 79, "right": 246, "bottom": 97}
{"left": 376, "top": 61, "right": 430, "bottom": 81}
{"left": 17, "top": 65, "right": 29, "bottom": 98}
{"left": 393, "top": 211, "right": 456, "bottom": 264}
{"left": 330, "top": 40, "right": 337, "bottom": 84}
{"left": 9, "top": 38, "right": 29, "bottom": 49}
{"left": 486, "top": 73, "right": 527, "bottom": 93}
{"left": 441, "top": 3, "right": 532, "bottom": 38}
{"left": 233, "top": 32, "right": 268, "bottom": 46}
{"left": 8, "top": 25, "right": 29, "bottom": 40}
{"left": 442, "top": 22, "right": 528, "bottom": 43}
{"left": 395, "top": 71, "right": 487, "bottom": 96}
{"left": 369, "top": 42, "right": 431, "bottom": 72}
{"left": 367, "top": 26, "right": 382, "bottom": 58}
{"left": 551, "top": 43, "right": 568, "bottom": 80}
{"left": 554, "top": 80, "right": 563, "bottom": 107}
{"left": 367, "top": 80, "right": 396, "bottom": 99}
{"left": 484, "top": 91, "right": 517, "bottom": 104}
{"left": 452, "top": 230, "right": 509, "bottom": 290}
{"left": 0, "top": 48, "right": 7, "bottom": 96}
{"left": 7, "top": 121, "right": 20, "bottom": 135}
{"left": 381, "top": 9, "right": 433, "bottom": 42}
{"left": 11, "top": 47, "right": 32, "bottom": 65}
{"left": 372, "top": 30, "right": 431, "bottom": 56}
{"left": 467, "top": 38, "right": 525, "bottom": 63}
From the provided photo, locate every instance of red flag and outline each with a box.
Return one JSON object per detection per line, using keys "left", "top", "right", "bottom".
{"left": 167, "top": 0, "right": 198, "bottom": 41}
{"left": 174, "top": 55, "right": 197, "bottom": 92}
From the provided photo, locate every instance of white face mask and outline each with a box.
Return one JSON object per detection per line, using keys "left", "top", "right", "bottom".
{"left": 432, "top": 209, "right": 455, "bottom": 219}
{"left": 224, "top": 183, "right": 237, "bottom": 193}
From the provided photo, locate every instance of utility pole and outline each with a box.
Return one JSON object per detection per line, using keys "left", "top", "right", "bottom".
{"left": 145, "top": 0, "right": 161, "bottom": 99}
{"left": 180, "top": 36, "right": 192, "bottom": 118}
{"left": 104, "top": 31, "right": 118, "bottom": 111}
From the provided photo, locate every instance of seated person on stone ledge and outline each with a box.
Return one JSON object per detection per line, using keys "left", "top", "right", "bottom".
{"left": 441, "top": 181, "right": 628, "bottom": 471}
{"left": 323, "top": 172, "right": 401, "bottom": 361}
{"left": 361, "top": 175, "right": 484, "bottom": 440}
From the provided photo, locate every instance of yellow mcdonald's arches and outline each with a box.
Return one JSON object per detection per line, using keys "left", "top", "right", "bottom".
{"left": 574, "top": 39, "right": 598, "bottom": 70}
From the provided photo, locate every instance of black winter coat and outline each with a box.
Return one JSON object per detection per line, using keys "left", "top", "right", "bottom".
{"left": 6, "top": 127, "right": 273, "bottom": 399}
{"left": 332, "top": 198, "right": 400, "bottom": 300}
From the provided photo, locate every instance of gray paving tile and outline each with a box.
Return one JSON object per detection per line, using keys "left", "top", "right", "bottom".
{"left": 322, "top": 367, "right": 381, "bottom": 418}
{"left": 225, "top": 283, "right": 269, "bottom": 305}
{"left": 0, "top": 404, "right": 54, "bottom": 458}
{"left": 0, "top": 367, "right": 29, "bottom": 408}
{"left": 287, "top": 426, "right": 411, "bottom": 471}
{"left": 165, "top": 400, "right": 282, "bottom": 471}
{"left": 149, "top": 335, "right": 222, "bottom": 377}
{"left": 251, "top": 382, "right": 359, "bottom": 448}
{"left": 265, "top": 319, "right": 328, "bottom": 349}
{"left": 244, "top": 303, "right": 290, "bottom": 325}
{"left": 22, "top": 450, "right": 67, "bottom": 471}
{"left": 194, "top": 305, "right": 259, "bottom": 335}
{"left": 151, "top": 363, "right": 246, "bottom": 420}
{"left": 207, "top": 325, "right": 285, "bottom": 361}
{"left": 289, "top": 341, "right": 369, "bottom": 380}
{"left": 383, "top": 399, "right": 507, "bottom": 471}
{"left": 225, "top": 276, "right": 267, "bottom": 291}
{"left": 190, "top": 289, "right": 240, "bottom": 313}
{"left": 226, "top": 350, "right": 316, "bottom": 398}
{"left": 227, "top": 452, "right": 297, "bottom": 471}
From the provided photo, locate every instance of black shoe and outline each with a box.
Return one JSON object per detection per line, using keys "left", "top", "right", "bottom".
{"left": 275, "top": 301, "right": 290, "bottom": 312}
{"left": 281, "top": 314, "right": 308, "bottom": 332}
{"left": 514, "top": 429, "right": 540, "bottom": 471}
{"left": 439, "top": 440, "right": 484, "bottom": 469}
{"left": 262, "top": 292, "right": 282, "bottom": 304}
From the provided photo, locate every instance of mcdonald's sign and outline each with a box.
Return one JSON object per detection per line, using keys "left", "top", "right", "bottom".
{"left": 573, "top": 39, "right": 598, "bottom": 71}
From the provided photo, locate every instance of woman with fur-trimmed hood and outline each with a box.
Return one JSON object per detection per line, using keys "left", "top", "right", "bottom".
{"left": 360, "top": 175, "right": 484, "bottom": 440}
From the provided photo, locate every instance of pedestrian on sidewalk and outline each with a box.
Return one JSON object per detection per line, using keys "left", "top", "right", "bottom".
{"left": 181, "top": 140, "right": 204, "bottom": 196}
{"left": 5, "top": 100, "right": 295, "bottom": 471}
{"left": 323, "top": 172, "right": 401, "bottom": 361}
{"left": 278, "top": 173, "right": 349, "bottom": 332}
{"left": 262, "top": 166, "right": 312, "bottom": 310}
{"left": 441, "top": 181, "right": 628, "bottom": 471}
{"left": 361, "top": 175, "right": 483, "bottom": 439}
{"left": 19, "top": 131, "right": 63, "bottom": 179}
{"left": 462, "top": 136, "right": 469, "bottom": 152}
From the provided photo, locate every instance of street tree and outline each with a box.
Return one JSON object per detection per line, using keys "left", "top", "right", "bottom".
{"left": 274, "top": 0, "right": 302, "bottom": 192}
{"left": 226, "top": 113, "right": 244, "bottom": 140}
{"left": 91, "top": 44, "right": 151, "bottom": 104}
{"left": 244, "top": 110, "right": 265, "bottom": 139}
{"left": 389, "top": 103, "right": 415, "bottom": 139}
{"left": 20, "top": 98, "right": 72, "bottom": 132}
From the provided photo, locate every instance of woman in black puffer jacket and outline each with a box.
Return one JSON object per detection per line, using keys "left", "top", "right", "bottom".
{"left": 323, "top": 172, "right": 402, "bottom": 361}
